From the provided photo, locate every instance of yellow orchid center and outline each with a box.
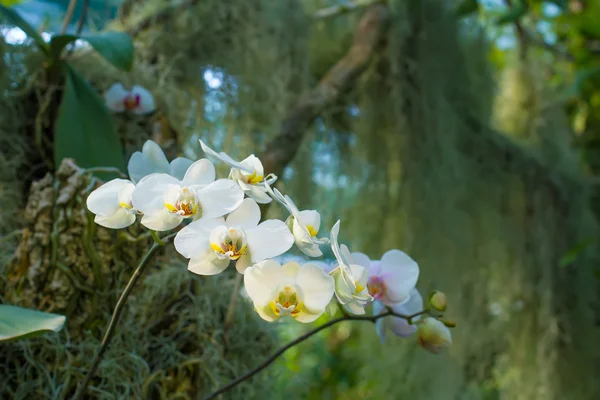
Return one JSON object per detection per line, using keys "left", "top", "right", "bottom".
{"left": 306, "top": 224, "right": 318, "bottom": 237}
{"left": 355, "top": 282, "right": 365, "bottom": 293}
{"left": 164, "top": 187, "right": 198, "bottom": 218}
{"left": 210, "top": 228, "right": 247, "bottom": 260}
{"left": 119, "top": 201, "right": 133, "bottom": 210}
{"left": 269, "top": 285, "right": 303, "bottom": 317}
{"left": 246, "top": 171, "right": 264, "bottom": 185}
{"left": 367, "top": 276, "right": 385, "bottom": 300}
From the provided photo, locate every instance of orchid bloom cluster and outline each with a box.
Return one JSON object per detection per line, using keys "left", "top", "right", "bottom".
{"left": 86, "top": 139, "right": 453, "bottom": 353}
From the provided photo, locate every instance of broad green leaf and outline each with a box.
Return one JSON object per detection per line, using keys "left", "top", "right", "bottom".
{"left": 49, "top": 34, "right": 78, "bottom": 62}
{"left": 455, "top": 0, "right": 479, "bottom": 18}
{"left": 81, "top": 32, "right": 134, "bottom": 71}
{"left": 0, "top": 5, "right": 49, "bottom": 53}
{"left": 0, "top": 305, "right": 66, "bottom": 342}
{"left": 49, "top": 32, "right": 133, "bottom": 71}
{"left": 54, "top": 63, "right": 126, "bottom": 172}
{"left": 496, "top": 1, "right": 528, "bottom": 26}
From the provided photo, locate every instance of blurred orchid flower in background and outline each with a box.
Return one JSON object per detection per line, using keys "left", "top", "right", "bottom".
{"left": 104, "top": 83, "right": 155, "bottom": 115}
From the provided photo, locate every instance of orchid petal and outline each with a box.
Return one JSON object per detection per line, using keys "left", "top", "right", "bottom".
{"left": 225, "top": 198, "right": 261, "bottom": 229}
{"left": 131, "top": 173, "right": 179, "bottom": 215}
{"left": 86, "top": 178, "right": 130, "bottom": 216}
{"left": 131, "top": 85, "right": 155, "bottom": 115}
{"left": 104, "top": 83, "right": 127, "bottom": 112}
{"left": 94, "top": 208, "right": 136, "bottom": 229}
{"left": 246, "top": 220, "right": 294, "bottom": 263}
{"left": 169, "top": 157, "right": 194, "bottom": 181}
{"left": 182, "top": 159, "right": 216, "bottom": 186}
{"left": 196, "top": 179, "right": 244, "bottom": 219}
{"left": 188, "top": 248, "right": 230, "bottom": 275}
{"left": 140, "top": 208, "right": 183, "bottom": 231}
{"left": 174, "top": 218, "right": 224, "bottom": 259}
{"left": 296, "top": 263, "right": 334, "bottom": 313}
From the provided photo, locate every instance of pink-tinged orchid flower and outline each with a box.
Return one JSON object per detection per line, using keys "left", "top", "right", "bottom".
{"left": 351, "top": 249, "right": 419, "bottom": 307}
{"left": 105, "top": 83, "right": 155, "bottom": 115}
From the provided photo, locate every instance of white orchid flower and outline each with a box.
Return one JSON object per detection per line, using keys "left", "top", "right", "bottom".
{"left": 127, "top": 140, "right": 194, "bottom": 183}
{"left": 328, "top": 220, "right": 373, "bottom": 315}
{"left": 199, "top": 139, "right": 276, "bottom": 204}
{"left": 373, "top": 288, "right": 423, "bottom": 343}
{"left": 132, "top": 159, "right": 243, "bottom": 231}
{"left": 86, "top": 179, "right": 140, "bottom": 229}
{"left": 265, "top": 181, "right": 329, "bottom": 257}
{"left": 351, "top": 249, "right": 419, "bottom": 307}
{"left": 105, "top": 83, "right": 155, "bottom": 115}
{"left": 244, "top": 260, "right": 335, "bottom": 323}
{"left": 174, "top": 198, "right": 294, "bottom": 275}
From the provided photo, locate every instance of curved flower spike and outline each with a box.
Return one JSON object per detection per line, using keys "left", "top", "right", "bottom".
{"left": 105, "top": 83, "right": 155, "bottom": 115}
{"left": 244, "top": 260, "right": 335, "bottom": 323}
{"left": 127, "top": 140, "right": 194, "bottom": 183}
{"left": 199, "top": 139, "right": 276, "bottom": 204}
{"left": 174, "top": 198, "right": 294, "bottom": 275}
{"left": 351, "top": 249, "right": 419, "bottom": 307}
{"left": 86, "top": 179, "right": 140, "bottom": 229}
{"left": 328, "top": 220, "right": 373, "bottom": 315}
{"left": 265, "top": 181, "right": 329, "bottom": 257}
{"left": 132, "top": 159, "right": 243, "bottom": 231}
{"left": 374, "top": 288, "right": 423, "bottom": 343}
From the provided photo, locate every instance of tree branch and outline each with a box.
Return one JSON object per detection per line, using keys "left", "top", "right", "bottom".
{"left": 313, "top": 0, "right": 384, "bottom": 20}
{"left": 203, "top": 309, "right": 425, "bottom": 400}
{"left": 261, "top": 4, "right": 390, "bottom": 178}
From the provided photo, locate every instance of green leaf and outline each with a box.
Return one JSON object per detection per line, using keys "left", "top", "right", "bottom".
{"left": 81, "top": 32, "right": 134, "bottom": 71}
{"left": 496, "top": 1, "right": 529, "bottom": 26}
{"left": 0, "top": 4, "right": 49, "bottom": 54}
{"left": 559, "top": 237, "right": 599, "bottom": 267}
{"left": 49, "top": 34, "right": 78, "bottom": 62}
{"left": 0, "top": 305, "right": 66, "bottom": 342}
{"left": 49, "top": 32, "right": 134, "bottom": 71}
{"left": 54, "top": 63, "right": 126, "bottom": 173}
{"left": 455, "top": 0, "right": 479, "bottom": 18}
{"left": 0, "top": 0, "right": 24, "bottom": 7}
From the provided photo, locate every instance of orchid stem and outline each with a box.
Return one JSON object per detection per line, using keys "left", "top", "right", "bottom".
{"left": 72, "top": 232, "right": 176, "bottom": 400}
{"left": 203, "top": 309, "right": 428, "bottom": 400}
{"left": 150, "top": 230, "right": 166, "bottom": 246}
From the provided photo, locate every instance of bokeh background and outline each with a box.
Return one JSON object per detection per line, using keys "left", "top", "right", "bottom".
{"left": 1, "top": 0, "right": 600, "bottom": 399}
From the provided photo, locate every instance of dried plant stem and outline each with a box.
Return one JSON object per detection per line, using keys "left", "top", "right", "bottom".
{"left": 72, "top": 232, "right": 176, "bottom": 400}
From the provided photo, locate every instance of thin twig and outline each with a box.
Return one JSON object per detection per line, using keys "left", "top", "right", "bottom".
{"left": 72, "top": 232, "right": 176, "bottom": 400}
{"left": 75, "top": 0, "right": 89, "bottom": 35}
{"left": 61, "top": 0, "right": 79, "bottom": 34}
{"left": 203, "top": 309, "right": 426, "bottom": 400}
